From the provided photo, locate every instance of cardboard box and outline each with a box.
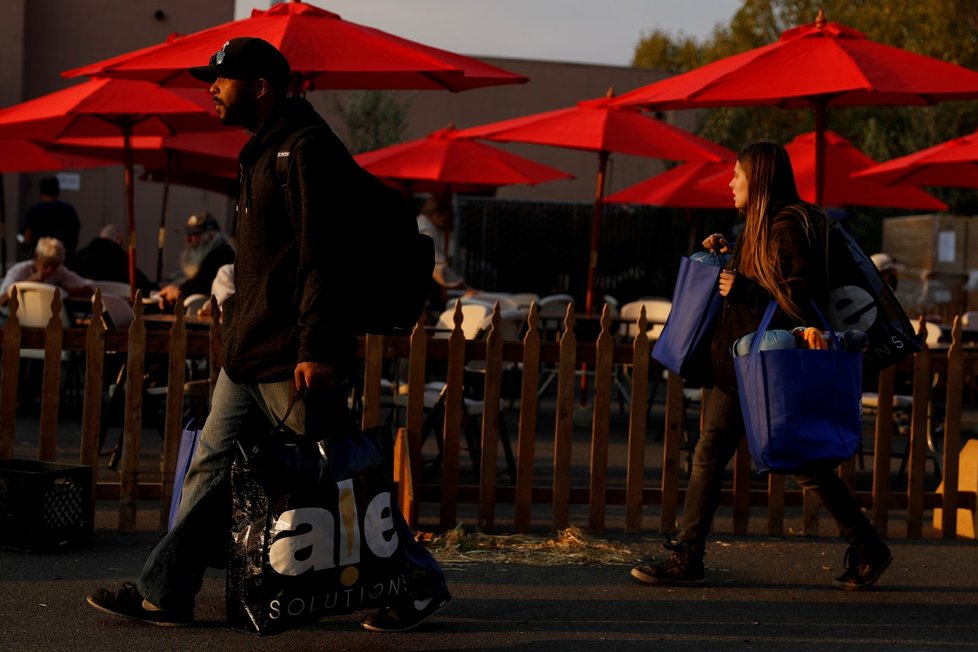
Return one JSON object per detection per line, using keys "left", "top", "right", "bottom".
{"left": 893, "top": 268, "right": 967, "bottom": 323}
{"left": 882, "top": 214, "right": 970, "bottom": 275}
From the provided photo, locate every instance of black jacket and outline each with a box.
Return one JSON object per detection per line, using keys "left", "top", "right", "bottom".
{"left": 222, "top": 97, "right": 358, "bottom": 384}
{"left": 710, "top": 204, "right": 829, "bottom": 391}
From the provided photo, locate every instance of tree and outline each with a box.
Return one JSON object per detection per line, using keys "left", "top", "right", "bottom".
{"left": 631, "top": 0, "right": 978, "bottom": 247}
{"left": 334, "top": 90, "right": 410, "bottom": 155}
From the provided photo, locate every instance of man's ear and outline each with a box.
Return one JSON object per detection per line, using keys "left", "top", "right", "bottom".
{"left": 254, "top": 77, "right": 270, "bottom": 100}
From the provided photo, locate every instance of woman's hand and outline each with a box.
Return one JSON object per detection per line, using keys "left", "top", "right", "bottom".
{"left": 702, "top": 233, "right": 730, "bottom": 254}
{"left": 718, "top": 269, "right": 736, "bottom": 297}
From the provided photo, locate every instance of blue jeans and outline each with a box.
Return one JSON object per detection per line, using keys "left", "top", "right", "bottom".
{"left": 679, "top": 387, "right": 874, "bottom": 551}
{"left": 138, "top": 369, "right": 446, "bottom": 614}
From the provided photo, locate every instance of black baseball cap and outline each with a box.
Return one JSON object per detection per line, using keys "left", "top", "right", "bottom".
{"left": 189, "top": 37, "right": 291, "bottom": 88}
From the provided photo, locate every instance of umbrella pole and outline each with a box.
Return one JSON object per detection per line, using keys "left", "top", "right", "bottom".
{"left": 123, "top": 124, "right": 138, "bottom": 302}
{"left": 584, "top": 151, "right": 609, "bottom": 316}
{"left": 580, "top": 151, "right": 609, "bottom": 406}
{"left": 814, "top": 102, "right": 827, "bottom": 207}
{"left": 0, "top": 173, "right": 7, "bottom": 272}
{"left": 156, "top": 151, "right": 173, "bottom": 284}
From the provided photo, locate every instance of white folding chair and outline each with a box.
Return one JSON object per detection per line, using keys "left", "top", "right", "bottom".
{"left": 86, "top": 280, "right": 132, "bottom": 300}
{"left": 509, "top": 292, "right": 540, "bottom": 311}
{"left": 182, "top": 293, "right": 210, "bottom": 317}
{"left": 96, "top": 293, "right": 134, "bottom": 330}
{"left": 411, "top": 302, "right": 517, "bottom": 481}
{"left": 12, "top": 282, "right": 71, "bottom": 361}
{"left": 618, "top": 298, "right": 673, "bottom": 413}
{"left": 620, "top": 298, "right": 672, "bottom": 341}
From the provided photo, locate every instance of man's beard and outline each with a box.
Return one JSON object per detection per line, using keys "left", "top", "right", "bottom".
{"left": 218, "top": 96, "right": 258, "bottom": 128}
{"left": 180, "top": 236, "right": 220, "bottom": 279}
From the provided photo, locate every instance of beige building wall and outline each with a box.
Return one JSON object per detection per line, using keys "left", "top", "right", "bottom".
{"left": 1, "top": 0, "right": 235, "bottom": 280}
{"left": 1, "top": 3, "right": 701, "bottom": 281}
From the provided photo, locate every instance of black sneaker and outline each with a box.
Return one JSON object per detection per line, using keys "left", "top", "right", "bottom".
{"left": 86, "top": 582, "right": 193, "bottom": 627}
{"left": 631, "top": 541, "right": 705, "bottom": 586}
{"left": 361, "top": 590, "right": 452, "bottom": 632}
{"left": 832, "top": 540, "right": 893, "bottom": 591}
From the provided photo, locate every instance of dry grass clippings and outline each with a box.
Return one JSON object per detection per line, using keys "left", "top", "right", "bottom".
{"left": 417, "top": 524, "right": 640, "bottom": 567}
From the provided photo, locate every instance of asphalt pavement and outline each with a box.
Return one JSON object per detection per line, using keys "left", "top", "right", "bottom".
{"left": 2, "top": 521, "right": 977, "bottom": 651}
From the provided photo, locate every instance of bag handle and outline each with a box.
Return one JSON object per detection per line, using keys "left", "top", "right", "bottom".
{"left": 751, "top": 299, "right": 841, "bottom": 355}
{"left": 268, "top": 387, "right": 305, "bottom": 436}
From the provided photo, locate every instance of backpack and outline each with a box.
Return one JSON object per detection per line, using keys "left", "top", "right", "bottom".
{"left": 824, "top": 219, "right": 921, "bottom": 374}
{"left": 277, "top": 126, "right": 434, "bottom": 335}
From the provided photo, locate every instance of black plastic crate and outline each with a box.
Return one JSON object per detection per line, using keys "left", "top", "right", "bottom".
{"left": 0, "top": 459, "right": 92, "bottom": 552}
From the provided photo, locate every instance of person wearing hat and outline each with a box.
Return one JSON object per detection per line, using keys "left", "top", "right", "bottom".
{"left": 871, "top": 252, "right": 904, "bottom": 291}
{"left": 156, "top": 212, "right": 235, "bottom": 309}
{"left": 87, "top": 37, "right": 449, "bottom": 633}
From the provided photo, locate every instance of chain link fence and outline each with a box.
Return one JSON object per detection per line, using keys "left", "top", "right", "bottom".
{"left": 453, "top": 197, "right": 736, "bottom": 306}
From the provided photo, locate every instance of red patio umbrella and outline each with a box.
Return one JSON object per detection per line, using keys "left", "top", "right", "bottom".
{"left": 355, "top": 125, "right": 573, "bottom": 261}
{"left": 853, "top": 130, "right": 978, "bottom": 189}
{"left": 455, "top": 90, "right": 733, "bottom": 314}
{"left": 612, "top": 9, "right": 978, "bottom": 208}
{"left": 605, "top": 161, "right": 734, "bottom": 208}
{"left": 0, "top": 138, "right": 112, "bottom": 174}
{"left": 692, "top": 130, "right": 948, "bottom": 210}
{"left": 55, "top": 129, "right": 248, "bottom": 280}
{"left": 63, "top": 0, "right": 527, "bottom": 94}
{"left": 786, "top": 131, "right": 947, "bottom": 210}
{"left": 0, "top": 78, "right": 222, "bottom": 298}
{"left": 355, "top": 126, "right": 573, "bottom": 194}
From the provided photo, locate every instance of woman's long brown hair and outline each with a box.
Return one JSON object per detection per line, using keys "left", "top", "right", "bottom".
{"left": 735, "top": 141, "right": 817, "bottom": 321}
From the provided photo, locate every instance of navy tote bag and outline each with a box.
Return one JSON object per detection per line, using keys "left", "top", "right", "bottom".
{"left": 734, "top": 301, "right": 863, "bottom": 474}
{"left": 652, "top": 253, "right": 724, "bottom": 385}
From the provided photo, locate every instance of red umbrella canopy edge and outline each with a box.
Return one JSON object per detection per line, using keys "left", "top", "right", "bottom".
{"left": 605, "top": 161, "right": 734, "bottom": 208}
{"left": 455, "top": 95, "right": 734, "bottom": 162}
{"left": 693, "top": 130, "right": 948, "bottom": 210}
{"left": 785, "top": 130, "right": 947, "bottom": 210}
{"left": 853, "top": 130, "right": 978, "bottom": 189}
{"left": 612, "top": 15, "right": 978, "bottom": 110}
{"left": 63, "top": 1, "right": 527, "bottom": 93}
{"left": 0, "top": 78, "right": 219, "bottom": 140}
{"left": 354, "top": 126, "right": 573, "bottom": 190}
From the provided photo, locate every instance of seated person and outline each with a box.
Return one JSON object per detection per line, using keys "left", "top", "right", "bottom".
{"left": 416, "top": 195, "right": 477, "bottom": 311}
{"left": 870, "top": 252, "right": 903, "bottom": 291}
{"left": 197, "top": 263, "right": 235, "bottom": 319}
{"left": 0, "top": 237, "right": 93, "bottom": 308}
{"left": 157, "top": 212, "right": 235, "bottom": 310}
{"left": 73, "top": 224, "right": 158, "bottom": 296}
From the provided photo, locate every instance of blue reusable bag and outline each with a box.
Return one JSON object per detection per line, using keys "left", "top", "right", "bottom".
{"left": 168, "top": 422, "right": 201, "bottom": 530}
{"left": 734, "top": 301, "right": 863, "bottom": 474}
{"left": 652, "top": 252, "right": 725, "bottom": 385}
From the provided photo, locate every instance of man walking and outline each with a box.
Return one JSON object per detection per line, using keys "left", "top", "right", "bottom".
{"left": 86, "top": 37, "right": 449, "bottom": 633}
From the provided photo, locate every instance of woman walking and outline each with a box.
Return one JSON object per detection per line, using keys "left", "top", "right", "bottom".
{"left": 631, "top": 141, "right": 891, "bottom": 590}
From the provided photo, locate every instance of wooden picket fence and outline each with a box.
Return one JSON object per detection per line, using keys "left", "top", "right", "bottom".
{"left": 1, "top": 291, "right": 976, "bottom": 539}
